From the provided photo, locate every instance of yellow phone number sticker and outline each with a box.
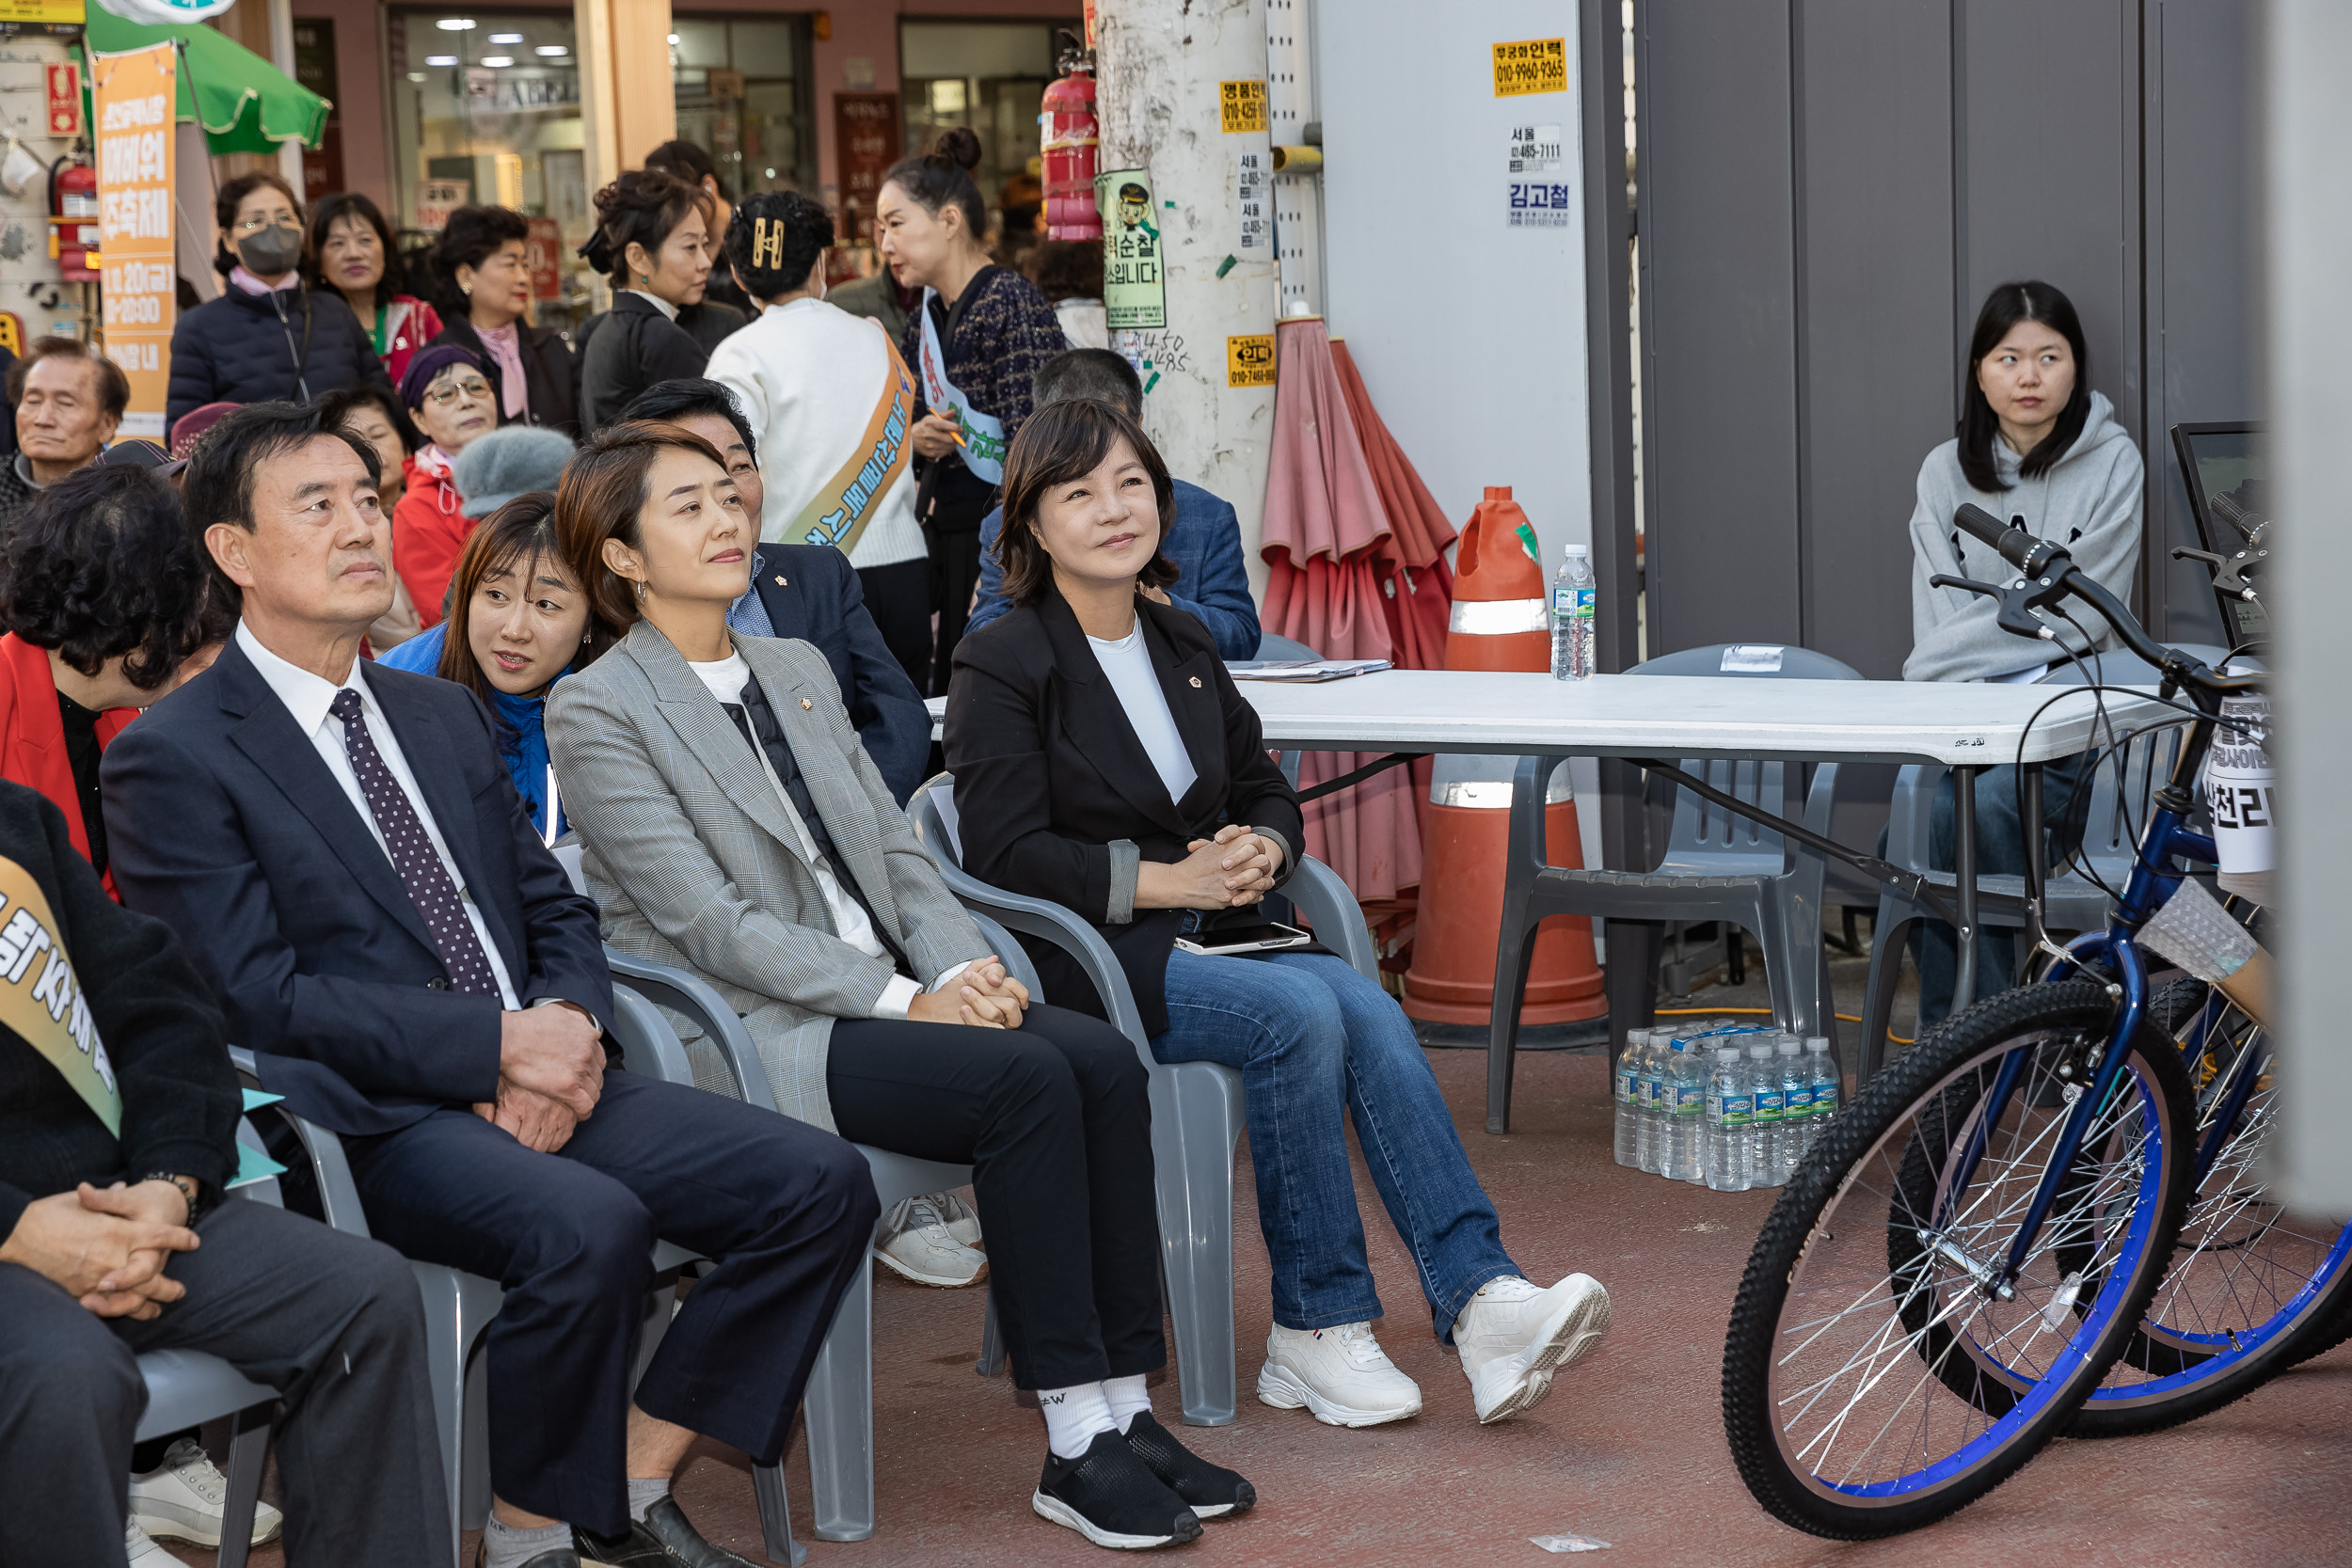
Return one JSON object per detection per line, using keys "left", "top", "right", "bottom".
{"left": 1227, "top": 334, "right": 1276, "bottom": 388}
{"left": 1219, "top": 80, "right": 1267, "bottom": 135}
{"left": 1492, "top": 38, "right": 1567, "bottom": 98}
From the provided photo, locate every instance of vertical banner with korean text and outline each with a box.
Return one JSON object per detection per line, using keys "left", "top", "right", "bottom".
{"left": 92, "top": 43, "right": 177, "bottom": 440}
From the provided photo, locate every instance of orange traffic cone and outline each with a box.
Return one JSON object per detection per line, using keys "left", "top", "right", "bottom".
{"left": 1402, "top": 488, "right": 1608, "bottom": 1027}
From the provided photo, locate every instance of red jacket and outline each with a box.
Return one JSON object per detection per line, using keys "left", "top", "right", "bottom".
{"left": 0, "top": 633, "right": 135, "bottom": 895}
{"left": 393, "top": 447, "right": 472, "bottom": 628}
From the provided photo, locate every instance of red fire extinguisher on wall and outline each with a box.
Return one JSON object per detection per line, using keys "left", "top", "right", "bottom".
{"left": 51, "top": 152, "right": 99, "bottom": 283}
{"left": 1041, "top": 31, "right": 1100, "bottom": 242}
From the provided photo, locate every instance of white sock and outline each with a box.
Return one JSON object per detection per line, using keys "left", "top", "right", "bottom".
{"left": 482, "top": 1514, "right": 572, "bottom": 1568}
{"left": 1039, "top": 1381, "right": 1117, "bottom": 1460}
{"left": 1103, "top": 1373, "right": 1152, "bottom": 1433}
{"left": 627, "top": 1476, "right": 670, "bottom": 1524}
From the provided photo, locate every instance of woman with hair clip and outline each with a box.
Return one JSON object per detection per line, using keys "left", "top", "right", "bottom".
{"left": 1902, "top": 278, "right": 2143, "bottom": 1023}
{"left": 948, "top": 400, "right": 1612, "bottom": 1435}
{"left": 875, "top": 127, "right": 1068, "bottom": 691}
{"left": 577, "top": 168, "right": 736, "bottom": 433}
{"left": 167, "top": 173, "right": 390, "bottom": 431}
{"left": 423, "top": 204, "right": 580, "bottom": 436}
{"left": 706, "top": 190, "right": 935, "bottom": 689}
{"left": 546, "top": 420, "right": 1255, "bottom": 1551}
{"left": 310, "top": 192, "right": 442, "bottom": 387}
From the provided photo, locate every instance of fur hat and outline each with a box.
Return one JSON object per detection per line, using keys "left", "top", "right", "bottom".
{"left": 451, "top": 424, "right": 575, "bottom": 518}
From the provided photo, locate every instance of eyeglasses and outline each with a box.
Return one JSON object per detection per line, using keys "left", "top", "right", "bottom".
{"left": 234, "top": 214, "right": 298, "bottom": 233}
{"left": 423, "top": 376, "right": 494, "bottom": 407}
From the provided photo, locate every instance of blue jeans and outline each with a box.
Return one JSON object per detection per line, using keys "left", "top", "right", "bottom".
{"left": 1153, "top": 948, "right": 1518, "bottom": 1339}
{"left": 1914, "top": 754, "right": 2091, "bottom": 1026}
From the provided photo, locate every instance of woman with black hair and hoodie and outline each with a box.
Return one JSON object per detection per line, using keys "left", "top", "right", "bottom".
{"left": 1902, "top": 278, "right": 2144, "bottom": 1022}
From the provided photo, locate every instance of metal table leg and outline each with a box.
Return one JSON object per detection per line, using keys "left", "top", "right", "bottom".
{"left": 1950, "top": 765, "right": 1979, "bottom": 1017}
{"left": 2021, "top": 762, "right": 2046, "bottom": 982}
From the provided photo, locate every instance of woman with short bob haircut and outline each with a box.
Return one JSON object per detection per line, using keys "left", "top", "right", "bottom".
{"left": 545, "top": 420, "right": 1251, "bottom": 1551}
{"left": 1902, "top": 279, "right": 2142, "bottom": 1022}
{"left": 948, "top": 400, "right": 1612, "bottom": 1434}
{"left": 423, "top": 204, "right": 580, "bottom": 435}
{"left": 578, "top": 169, "right": 735, "bottom": 432}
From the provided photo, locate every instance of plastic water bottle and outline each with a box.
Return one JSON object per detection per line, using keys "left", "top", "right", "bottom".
{"left": 1777, "top": 1037, "right": 1812, "bottom": 1177}
{"left": 1805, "top": 1036, "right": 1840, "bottom": 1142}
{"left": 1613, "top": 1028, "right": 1650, "bottom": 1168}
{"left": 1550, "top": 546, "right": 1597, "bottom": 681}
{"left": 1747, "top": 1039, "right": 1784, "bottom": 1187}
{"left": 1707, "top": 1047, "right": 1752, "bottom": 1192}
{"left": 1634, "top": 1030, "right": 1668, "bottom": 1174}
{"left": 1664, "top": 1037, "right": 1708, "bottom": 1182}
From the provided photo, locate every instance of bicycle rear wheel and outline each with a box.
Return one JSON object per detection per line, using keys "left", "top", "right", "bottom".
{"left": 2072, "top": 978, "right": 2352, "bottom": 1434}
{"left": 1723, "top": 982, "right": 2194, "bottom": 1539}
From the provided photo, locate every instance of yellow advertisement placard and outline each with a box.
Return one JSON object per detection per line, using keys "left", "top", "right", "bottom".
{"left": 1492, "top": 38, "right": 1568, "bottom": 99}
{"left": 1218, "top": 80, "right": 1267, "bottom": 135}
{"left": 1227, "top": 334, "right": 1276, "bottom": 389}
{"left": 92, "top": 43, "right": 177, "bottom": 441}
{"left": 0, "top": 0, "right": 87, "bottom": 22}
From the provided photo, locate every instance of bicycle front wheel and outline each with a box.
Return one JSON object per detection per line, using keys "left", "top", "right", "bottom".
{"left": 1723, "top": 982, "right": 2195, "bottom": 1539}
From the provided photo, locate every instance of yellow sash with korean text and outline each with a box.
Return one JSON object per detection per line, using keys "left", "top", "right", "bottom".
{"left": 788, "top": 324, "right": 916, "bottom": 555}
{"left": 0, "top": 853, "right": 119, "bottom": 1135}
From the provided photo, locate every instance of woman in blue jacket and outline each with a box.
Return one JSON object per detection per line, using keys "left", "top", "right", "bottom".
{"left": 378, "top": 493, "right": 587, "bottom": 840}
{"left": 166, "top": 174, "right": 391, "bottom": 431}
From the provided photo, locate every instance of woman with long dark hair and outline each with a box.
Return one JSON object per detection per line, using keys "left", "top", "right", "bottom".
{"left": 309, "top": 192, "right": 442, "bottom": 388}
{"left": 1902, "top": 278, "right": 2143, "bottom": 1021}
{"left": 423, "top": 204, "right": 580, "bottom": 435}
{"left": 875, "top": 127, "right": 1067, "bottom": 691}
{"left": 577, "top": 169, "right": 734, "bottom": 432}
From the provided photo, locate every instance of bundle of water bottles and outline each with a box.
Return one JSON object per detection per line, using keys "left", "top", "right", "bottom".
{"left": 1611, "top": 1021, "right": 1841, "bottom": 1192}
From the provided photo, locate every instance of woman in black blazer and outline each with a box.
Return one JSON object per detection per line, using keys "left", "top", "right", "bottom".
{"left": 947, "top": 402, "right": 1613, "bottom": 1435}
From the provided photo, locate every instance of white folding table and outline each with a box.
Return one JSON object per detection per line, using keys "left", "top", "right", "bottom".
{"left": 928, "top": 672, "right": 2161, "bottom": 1130}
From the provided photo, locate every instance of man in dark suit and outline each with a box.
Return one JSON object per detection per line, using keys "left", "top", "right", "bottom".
{"left": 103, "top": 403, "right": 880, "bottom": 1568}
{"left": 621, "top": 379, "right": 932, "bottom": 803}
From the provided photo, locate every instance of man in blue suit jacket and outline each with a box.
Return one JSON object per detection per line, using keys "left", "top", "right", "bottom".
{"left": 622, "top": 379, "right": 932, "bottom": 803}
{"left": 103, "top": 404, "right": 877, "bottom": 1568}
{"left": 964, "top": 350, "right": 1262, "bottom": 660}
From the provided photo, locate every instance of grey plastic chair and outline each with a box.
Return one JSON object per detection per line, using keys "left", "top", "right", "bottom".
{"left": 1855, "top": 645, "right": 2212, "bottom": 1078}
{"left": 910, "top": 772, "right": 1382, "bottom": 1430}
{"left": 1487, "top": 643, "right": 1860, "bottom": 1129}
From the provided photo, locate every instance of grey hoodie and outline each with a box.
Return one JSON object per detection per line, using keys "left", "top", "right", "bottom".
{"left": 1903, "top": 388, "right": 2143, "bottom": 683}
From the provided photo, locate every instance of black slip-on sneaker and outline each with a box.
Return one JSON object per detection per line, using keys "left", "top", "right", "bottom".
{"left": 1032, "top": 1429, "right": 1204, "bottom": 1550}
{"left": 1119, "top": 1412, "right": 1256, "bottom": 1520}
{"left": 574, "top": 1497, "right": 760, "bottom": 1567}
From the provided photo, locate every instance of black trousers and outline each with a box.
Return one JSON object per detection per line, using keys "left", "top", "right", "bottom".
{"left": 342, "top": 1069, "right": 879, "bottom": 1536}
{"left": 0, "top": 1196, "right": 448, "bottom": 1567}
{"left": 927, "top": 527, "right": 986, "bottom": 696}
{"left": 827, "top": 1003, "right": 1166, "bottom": 1391}
{"left": 857, "top": 558, "right": 934, "bottom": 697}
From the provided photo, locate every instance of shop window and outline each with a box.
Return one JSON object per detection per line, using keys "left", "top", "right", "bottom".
{"left": 899, "top": 18, "right": 1073, "bottom": 252}
{"left": 671, "top": 15, "right": 818, "bottom": 203}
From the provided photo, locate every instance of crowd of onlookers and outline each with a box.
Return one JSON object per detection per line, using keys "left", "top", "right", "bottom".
{"left": 0, "top": 133, "right": 1618, "bottom": 1568}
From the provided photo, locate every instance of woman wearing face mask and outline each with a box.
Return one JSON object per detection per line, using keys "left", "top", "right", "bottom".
{"left": 706, "top": 190, "right": 934, "bottom": 689}
{"left": 377, "top": 495, "right": 587, "bottom": 840}
{"left": 876, "top": 127, "right": 1067, "bottom": 693}
{"left": 577, "top": 169, "right": 731, "bottom": 434}
{"left": 309, "top": 192, "right": 442, "bottom": 388}
{"left": 392, "top": 345, "right": 502, "bottom": 626}
{"left": 424, "top": 204, "right": 581, "bottom": 436}
{"left": 1902, "top": 278, "right": 2143, "bottom": 1023}
{"left": 166, "top": 173, "right": 392, "bottom": 431}
{"left": 313, "top": 384, "right": 430, "bottom": 654}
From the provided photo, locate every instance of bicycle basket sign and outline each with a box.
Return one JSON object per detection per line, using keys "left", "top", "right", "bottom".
{"left": 2203, "top": 690, "right": 2273, "bottom": 901}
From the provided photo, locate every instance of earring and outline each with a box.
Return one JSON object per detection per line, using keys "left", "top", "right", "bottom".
{"left": 632, "top": 580, "right": 647, "bottom": 601}
{"left": 461, "top": 283, "right": 472, "bottom": 297}
{"left": 640, "top": 276, "right": 650, "bottom": 286}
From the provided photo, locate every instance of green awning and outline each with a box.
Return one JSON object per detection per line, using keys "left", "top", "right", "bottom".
{"left": 84, "top": 9, "right": 330, "bottom": 155}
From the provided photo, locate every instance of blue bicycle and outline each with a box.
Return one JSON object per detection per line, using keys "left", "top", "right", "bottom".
{"left": 1721, "top": 503, "right": 2342, "bottom": 1536}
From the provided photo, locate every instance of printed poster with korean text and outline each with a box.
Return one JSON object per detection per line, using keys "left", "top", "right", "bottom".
{"left": 91, "top": 42, "right": 176, "bottom": 439}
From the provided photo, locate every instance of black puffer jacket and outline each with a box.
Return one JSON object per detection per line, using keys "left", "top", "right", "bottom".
{"left": 167, "top": 283, "right": 391, "bottom": 431}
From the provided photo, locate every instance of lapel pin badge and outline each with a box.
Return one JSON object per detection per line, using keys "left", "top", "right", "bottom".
{"left": 773, "top": 575, "right": 787, "bottom": 586}
{"left": 1188, "top": 676, "right": 1203, "bottom": 688}
{"left": 800, "top": 697, "right": 814, "bottom": 709}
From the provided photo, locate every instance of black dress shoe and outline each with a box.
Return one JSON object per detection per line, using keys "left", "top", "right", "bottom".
{"left": 1032, "top": 1428, "right": 1203, "bottom": 1549}
{"left": 574, "top": 1497, "right": 763, "bottom": 1568}
{"left": 1119, "top": 1411, "right": 1256, "bottom": 1519}
{"left": 474, "top": 1542, "right": 580, "bottom": 1568}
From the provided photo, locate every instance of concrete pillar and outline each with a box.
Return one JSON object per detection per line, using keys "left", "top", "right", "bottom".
{"left": 265, "top": 0, "right": 305, "bottom": 197}
{"left": 1094, "top": 0, "right": 1281, "bottom": 589}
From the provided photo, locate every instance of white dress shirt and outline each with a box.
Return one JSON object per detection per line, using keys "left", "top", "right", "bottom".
{"left": 237, "top": 622, "right": 523, "bottom": 1008}
{"left": 688, "top": 653, "right": 960, "bottom": 1019}
{"left": 1088, "top": 623, "right": 1199, "bottom": 803}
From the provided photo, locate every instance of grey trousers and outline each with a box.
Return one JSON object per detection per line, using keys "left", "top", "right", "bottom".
{"left": 0, "top": 1196, "right": 449, "bottom": 1567}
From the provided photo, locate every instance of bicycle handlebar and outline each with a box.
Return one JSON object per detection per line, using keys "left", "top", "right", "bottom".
{"left": 1952, "top": 502, "right": 2035, "bottom": 569}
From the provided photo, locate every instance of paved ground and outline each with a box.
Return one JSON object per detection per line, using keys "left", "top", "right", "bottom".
{"left": 177, "top": 948, "right": 2349, "bottom": 1568}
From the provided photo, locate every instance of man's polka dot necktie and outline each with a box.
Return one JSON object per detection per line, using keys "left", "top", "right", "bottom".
{"left": 329, "top": 688, "right": 500, "bottom": 996}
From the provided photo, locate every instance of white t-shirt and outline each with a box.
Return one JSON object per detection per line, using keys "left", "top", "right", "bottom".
{"left": 689, "top": 652, "right": 945, "bottom": 1018}
{"left": 1087, "top": 624, "right": 1198, "bottom": 804}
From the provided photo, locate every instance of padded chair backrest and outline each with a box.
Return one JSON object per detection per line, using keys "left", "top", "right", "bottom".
{"left": 1253, "top": 632, "right": 1320, "bottom": 662}
{"left": 1629, "top": 644, "right": 1864, "bottom": 874}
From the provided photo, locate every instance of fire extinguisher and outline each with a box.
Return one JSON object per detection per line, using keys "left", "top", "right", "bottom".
{"left": 1040, "top": 30, "right": 1100, "bottom": 242}
{"left": 50, "top": 151, "right": 99, "bottom": 283}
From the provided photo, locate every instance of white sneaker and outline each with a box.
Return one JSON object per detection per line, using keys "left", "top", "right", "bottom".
{"left": 1454, "top": 1273, "right": 1612, "bottom": 1424}
{"left": 1256, "top": 1322, "right": 1423, "bottom": 1427}
{"left": 126, "top": 1521, "right": 195, "bottom": 1566}
{"left": 129, "top": 1437, "right": 285, "bottom": 1545}
{"left": 872, "top": 1195, "right": 989, "bottom": 1287}
{"left": 935, "top": 1189, "right": 984, "bottom": 1249}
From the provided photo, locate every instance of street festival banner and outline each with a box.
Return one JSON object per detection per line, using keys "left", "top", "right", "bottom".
{"left": 92, "top": 41, "right": 176, "bottom": 440}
